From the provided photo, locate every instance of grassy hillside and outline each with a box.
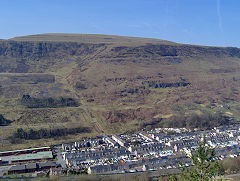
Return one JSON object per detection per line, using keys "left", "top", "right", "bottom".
{"left": 10, "top": 33, "right": 174, "bottom": 45}
{"left": 1, "top": 33, "right": 240, "bottom": 151}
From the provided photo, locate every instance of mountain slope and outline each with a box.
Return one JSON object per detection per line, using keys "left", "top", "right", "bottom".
{"left": 1, "top": 33, "right": 240, "bottom": 150}
{"left": 10, "top": 33, "right": 175, "bottom": 44}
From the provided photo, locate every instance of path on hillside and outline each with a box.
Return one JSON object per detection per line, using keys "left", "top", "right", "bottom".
{"left": 81, "top": 106, "right": 105, "bottom": 134}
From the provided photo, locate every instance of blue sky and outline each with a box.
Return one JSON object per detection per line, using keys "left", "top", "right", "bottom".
{"left": 0, "top": 0, "right": 239, "bottom": 47}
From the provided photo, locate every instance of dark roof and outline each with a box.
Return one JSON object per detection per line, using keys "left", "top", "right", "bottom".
{"left": 38, "top": 161, "right": 57, "bottom": 168}
{"left": 9, "top": 164, "right": 26, "bottom": 171}
{"left": 26, "top": 163, "right": 37, "bottom": 169}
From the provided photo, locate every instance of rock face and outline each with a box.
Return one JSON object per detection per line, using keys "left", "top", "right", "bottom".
{"left": 0, "top": 40, "right": 105, "bottom": 73}
{"left": 1, "top": 33, "right": 240, "bottom": 133}
{"left": 0, "top": 40, "right": 105, "bottom": 58}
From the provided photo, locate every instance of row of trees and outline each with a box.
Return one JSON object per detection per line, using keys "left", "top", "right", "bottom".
{"left": 144, "top": 81, "right": 190, "bottom": 89}
{"left": 11, "top": 127, "right": 90, "bottom": 141}
{"left": 21, "top": 94, "right": 79, "bottom": 108}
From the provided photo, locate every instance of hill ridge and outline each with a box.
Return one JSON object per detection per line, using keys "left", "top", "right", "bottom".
{"left": 9, "top": 33, "right": 175, "bottom": 45}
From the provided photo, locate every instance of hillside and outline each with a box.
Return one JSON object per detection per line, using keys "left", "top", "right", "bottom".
{"left": 10, "top": 33, "right": 175, "bottom": 44}
{"left": 1, "top": 33, "right": 240, "bottom": 150}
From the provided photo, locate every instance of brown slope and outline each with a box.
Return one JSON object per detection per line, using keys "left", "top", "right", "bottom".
{"left": 1, "top": 34, "right": 240, "bottom": 150}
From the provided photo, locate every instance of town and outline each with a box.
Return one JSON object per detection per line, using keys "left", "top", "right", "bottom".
{"left": 1, "top": 124, "right": 240, "bottom": 178}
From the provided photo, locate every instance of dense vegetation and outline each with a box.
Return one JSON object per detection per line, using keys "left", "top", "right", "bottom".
{"left": 220, "top": 157, "right": 240, "bottom": 174}
{"left": 167, "top": 111, "right": 230, "bottom": 129}
{"left": 20, "top": 95, "right": 79, "bottom": 108}
{"left": 11, "top": 127, "right": 90, "bottom": 142}
{"left": 157, "top": 103, "right": 233, "bottom": 130}
{"left": 0, "top": 114, "right": 11, "bottom": 126}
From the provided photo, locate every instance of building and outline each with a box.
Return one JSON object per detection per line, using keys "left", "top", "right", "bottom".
{"left": 87, "top": 164, "right": 119, "bottom": 174}
{"left": 8, "top": 164, "right": 26, "bottom": 175}
{"left": 112, "top": 135, "right": 127, "bottom": 147}
{"left": 1, "top": 151, "right": 53, "bottom": 164}
{"left": 38, "top": 161, "right": 57, "bottom": 171}
{"left": 0, "top": 147, "right": 51, "bottom": 157}
{"left": 26, "top": 163, "right": 37, "bottom": 173}
{"left": 103, "top": 136, "right": 116, "bottom": 147}
{"left": 50, "top": 167, "right": 62, "bottom": 176}
{"left": 7, "top": 161, "right": 57, "bottom": 175}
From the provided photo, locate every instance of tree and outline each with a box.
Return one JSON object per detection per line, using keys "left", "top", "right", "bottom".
{"left": 182, "top": 136, "right": 221, "bottom": 181}
{"left": 170, "top": 136, "right": 221, "bottom": 181}
{"left": 16, "top": 128, "right": 25, "bottom": 139}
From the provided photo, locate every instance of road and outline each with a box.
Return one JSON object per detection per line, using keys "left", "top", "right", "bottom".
{"left": 0, "top": 126, "right": 17, "bottom": 130}
{"left": 56, "top": 150, "right": 67, "bottom": 169}
{"left": 222, "top": 172, "right": 240, "bottom": 180}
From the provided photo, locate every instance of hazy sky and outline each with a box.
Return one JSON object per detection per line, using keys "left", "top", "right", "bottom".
{"left": 0, "top": 0, "right": 239, "bottom": 47}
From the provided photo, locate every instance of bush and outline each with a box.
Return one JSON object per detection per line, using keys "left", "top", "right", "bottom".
{"left": 0, "top": 114, "right": 11, "bottom": 126}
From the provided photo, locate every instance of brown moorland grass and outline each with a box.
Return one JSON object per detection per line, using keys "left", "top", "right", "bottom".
{"left": 1, "top": 34, "right": 240, "bottom": 150}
